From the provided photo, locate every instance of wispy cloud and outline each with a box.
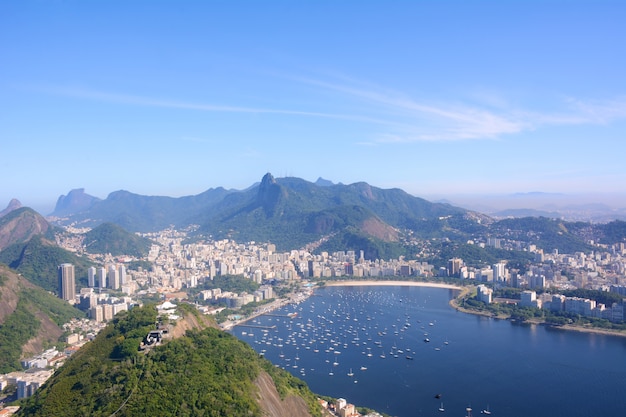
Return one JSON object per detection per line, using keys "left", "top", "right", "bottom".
{"left": 26, "top": 82, "right": 626, "bottom": 145}
{"left": 29, "top": 84, "right": 392, "bottom": 126}
{"left": 295, "top": 76, "right": 626, "bottom": 144}
{"left": 295, "top": 77, "right": 528, "bottom": 142}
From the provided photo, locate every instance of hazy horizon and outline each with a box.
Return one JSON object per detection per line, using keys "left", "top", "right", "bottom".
{"left": 2, "top": 2, "right": 625, "bottom": 215}
{"left": 4, "top": 178, "right": 626, "bottom": 219}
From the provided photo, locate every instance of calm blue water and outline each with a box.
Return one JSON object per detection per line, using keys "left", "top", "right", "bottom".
{"left": 232, "top": 286, "right": 626, "bottom": 417}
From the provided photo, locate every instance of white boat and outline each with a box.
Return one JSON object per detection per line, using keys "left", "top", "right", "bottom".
{"left": 481, "top": 405, "right": 491, "bottom": 415}
{"left": 347, "top": 368, "right": 354, "bottom": 377}
{"left": 438, "top": 402, "right": 445, "bottom": 412}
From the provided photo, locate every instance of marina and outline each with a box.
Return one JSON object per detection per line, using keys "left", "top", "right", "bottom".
{"left": 232, "top": 285, "right": 626, "bottom": 417}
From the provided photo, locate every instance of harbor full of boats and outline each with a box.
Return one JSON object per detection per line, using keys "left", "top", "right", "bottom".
{"left": 232, "top": 286, "right": 466, "bottom": 415}
{"left": 231, "top": 285, "right": 626, "bottom": 417}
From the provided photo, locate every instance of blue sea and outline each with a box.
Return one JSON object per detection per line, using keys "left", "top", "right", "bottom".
{"left": 231, "top": 285, "right": 626, "bottom": 417}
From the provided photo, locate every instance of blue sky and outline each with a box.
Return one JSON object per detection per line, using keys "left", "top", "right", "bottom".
{"left": 1, "top": 1, "right": 625, "bottom": 213}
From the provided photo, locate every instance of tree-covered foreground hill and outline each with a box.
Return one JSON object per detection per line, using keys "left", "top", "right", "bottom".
{"left": 19, "top": 305, "right": 320, "bottom": 417}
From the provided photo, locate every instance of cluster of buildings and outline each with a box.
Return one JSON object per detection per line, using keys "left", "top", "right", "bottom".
{"left": 198, "top": 286, "right": 274, "bottom": 308}
{"left": 445, "top": 243, "right": 626, "bottom": 292}
{"left": 0, "top": 318, "right": 104, "bottom": 405}
{"left": 476, "top": 286, "right": 625, "bottom": 322}
{"left": 137, "top": 228, "right": 437, "bottom": 292}
{"left": 519, "top": 290, "right": 625, "bottom": 322}
{"left": 58, "top": 263, "right": 135, "bottom": 322}
{"left": 0, "top": 370, "right": 53, "bottom": 402}
{"left": 318, "top": 397, "right": 383, "bottom": 417}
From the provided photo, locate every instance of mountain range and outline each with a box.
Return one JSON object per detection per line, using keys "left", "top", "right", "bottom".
{"left": 47, "top": 173, "right": 488, "bottom": 252}
{"left": 1, "top": 173, "right": 626, "bottom": 412}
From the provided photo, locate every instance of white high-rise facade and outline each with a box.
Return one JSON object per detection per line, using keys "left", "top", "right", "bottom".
{"left": 108, "top": 265, "right": 120, "bottom": 290}
{"left": 97, "top": 267, "right": 107, "bottom": 289}
{"left": 87, "top": 266, "right": 96, "bottom": 287}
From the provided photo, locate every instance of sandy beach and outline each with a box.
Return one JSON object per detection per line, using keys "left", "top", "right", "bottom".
{"left": 319, "top": 280, "right": 626, "bottom": 338}
{"left": 322, "top": 280, "right": 462, "bottom": 290}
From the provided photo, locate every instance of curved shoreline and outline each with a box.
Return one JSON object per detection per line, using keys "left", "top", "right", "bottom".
{"left": 316, "top": 280, "right": 626, "bottom": 338}
{"left": 321, "top": 280, "right": 462, "bottom": 290}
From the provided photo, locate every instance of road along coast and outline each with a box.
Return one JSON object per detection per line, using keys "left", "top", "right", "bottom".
{"left": 322, "top": 280, "right": 462, "bottom": 290}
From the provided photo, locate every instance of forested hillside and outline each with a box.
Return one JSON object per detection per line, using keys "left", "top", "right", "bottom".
{"left": 19, "top": 305, "right": 321, "bottom": 417}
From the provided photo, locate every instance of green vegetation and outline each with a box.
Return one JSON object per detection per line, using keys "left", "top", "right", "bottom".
{"left": 460, "top": 291, "right": 626, "bottom": 332}
{"left": 200, "top": 274, "right": 260, "bottom": 294}
{"left": 596, "top": 220, "right": 626, "bottom": 244}
{"left": 491, "top": 217, "right": 594, "bottom": 254}
{"left": 20, "top": 287, "right": 85, "bottom": 326}
{"left": 0, "top": 236, "right": 94, "bottom": 292}
{"left": 83, "top": 222, "right": 153, "bottom": 257}
{"left": 20, "top": 305, "right": 321, "bottom": 417}
{"left": 0, "top": 283, "right": 84, "bottom": 373}
{"left": 261, "top": 359, "right": 321, "bottom": 415}
{"left": 319, "top": 229, "right": 411, "bottom": 261}
{"left": 126, "top": 259, "right": 153, "bottom": 271}
{"left": 429, "top": 241, "right": 534, "bottom": 270}
{"left": 0, "top": 298, "right": 40, "bottom": 373}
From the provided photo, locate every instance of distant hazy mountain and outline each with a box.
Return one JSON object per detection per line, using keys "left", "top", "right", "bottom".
{"left": 0, "top": 198, "right": 22, "bottom": 218}
{"left": 51, "top": 173, "right": 483, "bottom": 251}
{"left": 314, "top": 177, "right": 335, "bottom": 187}
{"left": 53, "top": 186, "right": 235, "bottom": 232}
{"left": 51, "top": 188, "right": 102, "bottom": 217}
{"left": 0, "top": 207, "right": 52, "bottom": 251}
{"left": 493, "top": 208, "right": 563, "bottom": 219}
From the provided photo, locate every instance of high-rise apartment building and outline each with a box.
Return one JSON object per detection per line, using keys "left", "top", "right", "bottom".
{"left": 97, "top": 267, "right": 107, "bottom": 289}
{"left": 58, "top": 263, "right": 76, "bottom": 303}
{"left": 87, "top": 266, "right": 96, "bottom": 287}
{"left": 118, "top": 264, "right": 127, "bottom": 286}
{"left": 108, "top": 265, "right": 120, "bottom": 290}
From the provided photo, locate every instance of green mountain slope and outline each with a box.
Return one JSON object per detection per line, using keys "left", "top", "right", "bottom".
{"left": 0, "top": 207, "right": 53, "bottom": 251}
{"left": 195, "top": 173, "right": 479, "bottom": 250}
{"left": 83, "top": 222, "right": 153, "bottom": 257}
{"left": 19, "top": 305, "right": 320, "bottom": 417}
{"left": 51, "top": 173, "right": 483, "bottom": 250}
{"left": 491, "top": 217, "right": 594, "bottom": 254}
{"left": 0, "top": 264, "right": 85, "bottom": 373}
{"left": 0, "top": 236, "right": 94, "bottom": 292}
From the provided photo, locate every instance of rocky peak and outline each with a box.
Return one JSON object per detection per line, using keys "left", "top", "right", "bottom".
{"left": 52, "top": 188, "right": 101, "bottom": 216}
{"left": 0, "top": 198, "right": 22, "bottom": 218}
{"left": 257, "top": 173, "right": 285, "bottom": 217}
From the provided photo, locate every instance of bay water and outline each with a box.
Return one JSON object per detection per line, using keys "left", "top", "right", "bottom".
{"left": 232, "top": 285, "right": 626, "bottom": 417}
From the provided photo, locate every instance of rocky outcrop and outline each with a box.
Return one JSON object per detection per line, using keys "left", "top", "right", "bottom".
{"left": 52, "top": 188, "right": 101, "bottom": 217}
{"left": 0, "top": 199, "right": 22, "bottom": 218}
{"left": 255, "top": 371, "right": 314, "bottom": 417}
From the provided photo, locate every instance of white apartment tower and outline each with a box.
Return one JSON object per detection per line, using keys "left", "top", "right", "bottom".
{"left": 87, "top": 266, "right": 96, "bottom": 287}
{"left": 108, "top": 265, "right": 120, "bottom": 290}
{"left": 97, "top": 267, "right": 107, "bottom": 289}
{"left": 118, "top": 264, "right": 127, "bottom": 286}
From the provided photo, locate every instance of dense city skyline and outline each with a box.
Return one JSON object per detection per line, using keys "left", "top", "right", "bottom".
{"left": 2, "top": 1, "right": 625, "bottom": 213}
